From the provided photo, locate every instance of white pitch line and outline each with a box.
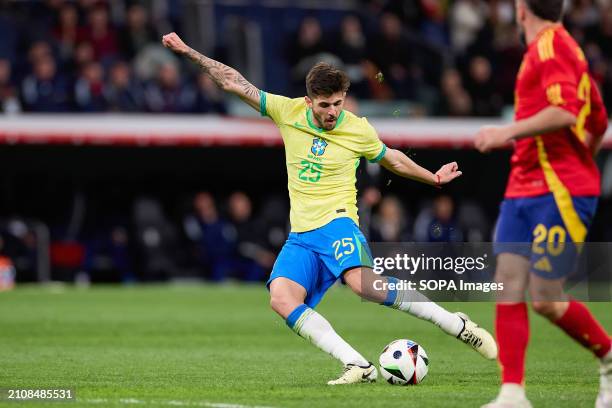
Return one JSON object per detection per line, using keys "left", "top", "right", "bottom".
{"left": 119, "top": 398, "right": 146, "bottom": 404}
{"left": 80, "top": 397, "right": 276, "bottom": 408}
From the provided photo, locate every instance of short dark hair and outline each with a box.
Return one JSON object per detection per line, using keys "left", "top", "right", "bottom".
{"left": 525, "top": 0, "right": 564, "bottom": 22}
{"left": 305, "top": 62, "right": 350, "bottom": 98}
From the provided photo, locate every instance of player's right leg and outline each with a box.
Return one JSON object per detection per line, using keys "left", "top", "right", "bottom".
{"left": 483, "top": 198, "right": 533, "bottom": 408}
{"left": 267, "top": 237, "right": 374, "bottom": 385}
{"left": 482, "top": 253, "right": 532, "bottom": 408}
{"left": 343, "top": 266, "right": 497, "bottom": 360}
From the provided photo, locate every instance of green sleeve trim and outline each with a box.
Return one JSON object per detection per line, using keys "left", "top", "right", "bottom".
{"left": 259, "top": 91, "right": 267, "bottom": 117}
{"left": 369, "top": 144, "right": 387, "bottom": 163}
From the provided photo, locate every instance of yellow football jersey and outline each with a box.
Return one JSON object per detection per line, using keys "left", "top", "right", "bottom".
{"left": 260, "top": 91, "right": 386, "bottom": 232}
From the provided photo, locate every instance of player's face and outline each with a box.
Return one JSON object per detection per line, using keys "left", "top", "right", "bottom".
{"left": 305, "top": 92, "right": 345, "bottom": 130}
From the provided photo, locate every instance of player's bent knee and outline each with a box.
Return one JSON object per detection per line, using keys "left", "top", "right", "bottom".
{"left": 269, "top": 292, "right": 301, "bottom": 319}
{"left": 343, "top": 268, "right": 364, "bottom": 296}
{"left": 531, "top": 300, "right": 561, "bottom": 319}
{"left": 346, "top": 278, "right": 363, "bottom": 297}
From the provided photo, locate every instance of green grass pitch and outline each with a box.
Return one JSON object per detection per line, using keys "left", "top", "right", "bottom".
{"left": 0, "top": 284, "right": 609, "bottom": 407}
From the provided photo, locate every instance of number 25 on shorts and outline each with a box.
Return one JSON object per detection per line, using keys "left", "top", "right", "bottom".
{"left": 333, "top": 238, "right": 355, "bottom": 261}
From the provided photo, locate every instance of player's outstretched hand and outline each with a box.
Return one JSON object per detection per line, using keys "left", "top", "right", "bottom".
{"left": 435, "top": 162, "right": 462, "bottom": 185}
{"left": 162, "top": 32, "right": 190, "bottom": 55}
{"left": 474, "top": 125, "right": 513, "bottom": 153}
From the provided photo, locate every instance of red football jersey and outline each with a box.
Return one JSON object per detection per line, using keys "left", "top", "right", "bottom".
{"left": 505, "top": 24, "right": 608, "bottom": 198}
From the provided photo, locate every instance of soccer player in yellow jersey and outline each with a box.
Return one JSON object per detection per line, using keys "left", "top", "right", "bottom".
{"left": 163, "top": 32, "right": 497, "bottom": 384}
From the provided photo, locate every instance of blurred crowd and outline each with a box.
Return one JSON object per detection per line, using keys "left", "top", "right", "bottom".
{"left": 287, "top": 0, "right": 612, "bottom": 115}
{"left": 0, "top": 0, "right": 611, "bottom": 116}
{"left": 1, "top": 0, "right": 612, "bottom": 284}
{"left": 0, "top": 189, "right": 490, "bottom": 283}
{"left": 0, "top": 0, "right": 227, "bottom": 114}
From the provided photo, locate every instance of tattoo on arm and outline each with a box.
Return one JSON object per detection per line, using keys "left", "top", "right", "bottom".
{"left": 186, "top": 48, "right": 260, "bottom": 101}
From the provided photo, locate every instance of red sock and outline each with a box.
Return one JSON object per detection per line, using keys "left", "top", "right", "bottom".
{"left": 555, "top": 300, "right": 611, "bottom": 358}
{"left": 496, "top": 303, "right": 529, "bottom": 384}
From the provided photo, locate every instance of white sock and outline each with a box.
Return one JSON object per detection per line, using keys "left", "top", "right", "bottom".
{"left": 499, "top": 383, "right": 526, "bottom": 399}
{"left": 288, "top": 305, "right": 369, "bottom": 367}
{"left": 391, "top": 289, "right": 464, "bottom": 336}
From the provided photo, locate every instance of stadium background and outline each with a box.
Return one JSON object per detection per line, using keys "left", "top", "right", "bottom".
{"left": 0, "top": 0, "right": 611, "bottom": 285}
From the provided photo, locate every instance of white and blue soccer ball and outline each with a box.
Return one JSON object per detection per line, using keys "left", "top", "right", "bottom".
{"left": 379, "top": 339, "right": 429, "bottom": 385}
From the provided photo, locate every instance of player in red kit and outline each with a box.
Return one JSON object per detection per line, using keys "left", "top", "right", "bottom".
{"left": 475, "top": 0, "right": 611, "bottom": 407}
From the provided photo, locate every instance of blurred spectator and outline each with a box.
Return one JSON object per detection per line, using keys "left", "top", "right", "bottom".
{"left": 566, "top": 0, "right": 599, "bottom": 31}
{"left": 369, "top": 13, "right": 414, "bottom": 99}
{"left": 370, "top": 195, "right": 412, "bottom": 242}
{"left": 193, "top": 73, "right": 227, "bottom": 114}
{"left": 333, "top": 15, "right": 370, "bottom": 98}
{"left": 257, "top": 195, "right": 290, "bottom": 254}
{"left": 450, "top": 0, "right": 488, "bottom": 54}
{"left": 465, "top": 55, "right": 503, "bottom": 116}
{"left": 586, "top": 5, "right": 612, "bottom": 110}
{"left": 27, "top": 41, "right": 54, "bottom": 67}
{"left": 457, "top": 201, "right": 489, "bottom": 242}
{"left": 70, "top": 41, "right": 96, "bottom": 77}
{"left": 287, "top": 17, "right": 328, "bottom": 94}
{"left": 85, "top": 224, "right": 135, "bottom": 283}
{"left": 183, "top": 192, "right": 234, "bottom": 281}
{"left": 104, "top": 61, "right": 143, "bottom": 112}
{"left": 133, "top": 197, "right": 180, "bottom": 280}
{"left": 84, "top": 4, "right": 118, "bottom": 62}
{"left": 118, "top": 4, "right": 158, "bottom": 61}
{"left": 419, "top": 0, "right": 450, "bottom": 48}
{"left": 436, "top": 67, "right": 472, "bottom": 116}
{"left": 423, "top": 195, "right": 463, "bottom": 242}
{"left": 0, "top": 59, "right": 21, "bottom": 114}
{"left": 0, "top": 219, "right": 38, "bottom": 282}
{"left": 74, "top": 61, "right": 107, "bottom": 112}
{"left": 225, "top": 191, "right": 273, "bottom": 281}
{"left": 21, "top": 55, "right": 71, "bottom": 112}
{"left": 144, "top": 62, "right": 195, "bottom": 113}
{"left": 0, "top": 13, "right": 18, "bottom": 63}
{"left": 358, "top": 186, "right": 382, "bottom": 240}
{"left": 587, "top": 5, "right": 612, "bottom": 59}
{"left": 52, "top": 3, "right": 85, "bottom": 64}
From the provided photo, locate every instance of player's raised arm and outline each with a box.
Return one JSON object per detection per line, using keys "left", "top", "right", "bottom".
{"left": 162, "top": 32, "right": 260, "bottom": 111}
{"left": 379, "top": 148, "right": 462, "bottom": 187}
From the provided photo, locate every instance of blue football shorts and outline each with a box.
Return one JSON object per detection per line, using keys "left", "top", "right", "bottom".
{"left": 493, "top": 193, "right": 598, "bottom": 279}
{"left": 267, "top": 217, "right": 373, "bottom": 308}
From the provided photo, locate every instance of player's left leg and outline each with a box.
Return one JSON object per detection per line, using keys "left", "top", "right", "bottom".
{"left": 342, "top": 267, "right": 498, "bottom": 360}
{"left": 529, "top": 275, "right": 612, "bottom": 408}
{"left": 523, "top": 193, "right": 611, "bottom": 406}
{"left": 270, "top": 277, "right": 373, "bottom": 372}
{"left": 530, "top": 274, "right": 610, "bottom": 356}
{"left": 268, "top": 231, "right": 376, "bottom": 385}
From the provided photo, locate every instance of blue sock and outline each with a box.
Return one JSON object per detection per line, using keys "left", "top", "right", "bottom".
{"left": 381, "top": 276, "right": 399, "bottom": 307}
{"left": 286, "top": 304, "right": 310, "bottom": 330}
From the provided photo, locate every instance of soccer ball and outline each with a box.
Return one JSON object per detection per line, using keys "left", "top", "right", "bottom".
{"left": 379, "top": 339, "right": 429, "bottom": 385}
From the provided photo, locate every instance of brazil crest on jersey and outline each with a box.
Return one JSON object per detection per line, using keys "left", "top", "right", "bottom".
{"left": 260, "top": 91, "right": 386, "bottom": 232}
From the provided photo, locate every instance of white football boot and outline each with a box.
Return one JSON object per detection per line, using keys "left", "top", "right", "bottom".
{"left": 597, "top": 348, "right": 612, "bottom": 408}
{"left": 455, "top": 312, "right": 498, "bottom": 360}
{"left": 327, "top": 362, "right": 378, "bottom": 385}
{"left": 481, "top": 384, "right": 533, "bottom": 408}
